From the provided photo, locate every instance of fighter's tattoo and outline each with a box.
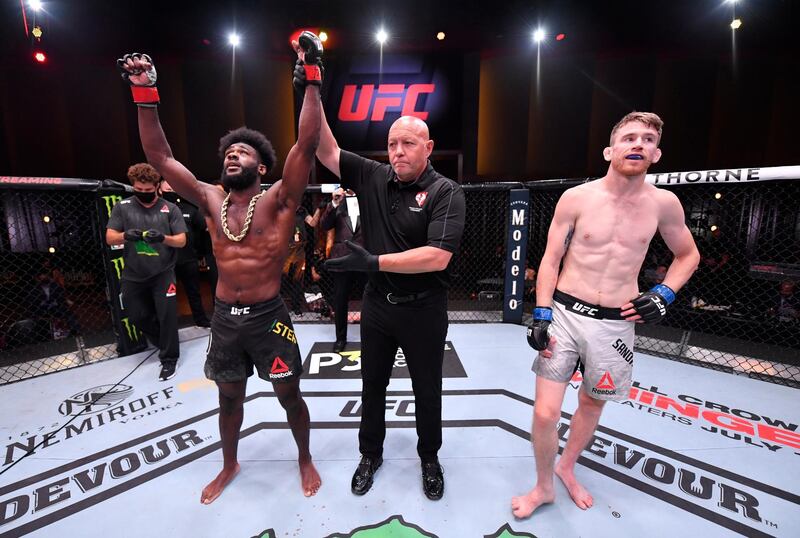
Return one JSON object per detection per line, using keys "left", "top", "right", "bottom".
{"left": 564, "top": 225, "right": 575, "bottom": 250}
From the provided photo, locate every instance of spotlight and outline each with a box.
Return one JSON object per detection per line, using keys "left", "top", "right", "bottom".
{"left": 43, "top": 216, "right": 51, "bottom": 223}
{"left": 34, "top": 51, "right": 46, "bottom": 63}
{"left": 436, "top": 31, "right": 445, "bottom": 41}
{"left": 533, "top": 29, "right": 545, "bottom": 43}
{"left": 714, "top": 192, "right": 722, "bottom": 200}
{"left": 555, "top": 33, "right": 566, "bottom": 41}
{"left": 228, "top": 33, "right": 241, "bottom": 47}
{"left": 376, "top": 28, "right": 388, "bottom": 44}
{"left": 319, "top": 31, "right": 328, "bottom": 42}
{"left": 730, "top": 18, "right": 742, "bottom": 30}
{"left": 48, "top": 246, "right": 55, "bottom": 253}
{"left": 29, "top": 0, "right": 43, "bottom": 11}
{"left": 710, "top": 225, "right": 718, "bottom": 232}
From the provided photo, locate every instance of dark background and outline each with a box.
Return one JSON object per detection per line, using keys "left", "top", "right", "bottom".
{"left": 0, "top": 0, "right": 797, "bottom": 183}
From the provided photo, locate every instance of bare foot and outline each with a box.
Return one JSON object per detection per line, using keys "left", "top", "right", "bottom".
{"left": 300, "top": 459, "right": 321, "bottom": 497}
{"left": 511, "top": 486, "right": 555, "bottom": 519}
{"left": 555, "top": 463, "right": 593, "bottom": 509}
{"left": 201, "top": 463, "right": 240, "bottom": 504}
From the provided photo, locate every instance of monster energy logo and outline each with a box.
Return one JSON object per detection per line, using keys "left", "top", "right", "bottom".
{"left": 121, "top": 317, "right": 140, "bottom": 341}
{"left": 102, "top": 195, "right": 122, "bottom": 218}
{"left": 110, "top": 257, "right": 125, "bottom": 280}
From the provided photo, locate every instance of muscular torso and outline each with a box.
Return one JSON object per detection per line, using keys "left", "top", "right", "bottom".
{"left": 557, "top": 181, "right": 662, "bottom": 307}
{"left": 203, "top": 184, "right": 296, "bottom": 304}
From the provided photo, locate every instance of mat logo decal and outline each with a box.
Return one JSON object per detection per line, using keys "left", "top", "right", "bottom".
{"left": 569, "top": 376, "right": 800, "bottom": 454}
{"left": 322, "top": 515, "right": 438, "bottom": 537}
{"left": 4, "top": 388, "right": 179, "bottom": 468}
{"left": 0, "top": 429, "right": 206, "bottom": 531}
{"left": 485, "top": 523, "right": 539, "bottom": 538}
{"left": 58, "top": 384, "right": 135, "bottom": 416}
{"left": 303, "top": 341, "right": 467, "bottom": 379}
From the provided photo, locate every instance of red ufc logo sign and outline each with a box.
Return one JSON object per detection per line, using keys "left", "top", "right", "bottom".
{"left": 338, "top": 84, "right": 435, "bottom": 122}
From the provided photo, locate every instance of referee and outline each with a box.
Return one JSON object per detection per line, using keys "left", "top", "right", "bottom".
{"left": 316, "top": 109, "right": 466, "bottom": 500}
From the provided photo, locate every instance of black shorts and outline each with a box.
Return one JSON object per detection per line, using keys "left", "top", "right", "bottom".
{"left": 205, "top": 296, "right": 303, "bottom": 383}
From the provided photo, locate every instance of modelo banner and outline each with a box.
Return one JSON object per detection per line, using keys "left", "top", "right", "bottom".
{"left": 322, "top": 54, "right": 463, "bottom": 152}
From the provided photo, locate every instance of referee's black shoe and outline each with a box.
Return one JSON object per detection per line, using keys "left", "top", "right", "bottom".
{"left": 421, "top": 460, "right": 444, "bottom": 500}
{"left": 351, "top": 456, "right": 382, "bottom": 495}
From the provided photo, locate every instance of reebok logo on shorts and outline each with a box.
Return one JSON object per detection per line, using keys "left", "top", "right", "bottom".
{"left": 592, "top": 371, "right": 617, "bottom": 396}
{"left": 269, "top": 356, "right": 292, "bottom": 379}
{"left": 166, "top": 283, "right": 176, "bottom": 297}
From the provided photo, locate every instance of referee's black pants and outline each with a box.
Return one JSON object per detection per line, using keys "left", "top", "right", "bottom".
{"left": 121, "top": 270, "right": 180, "bottom": 365}
{"left": 359, "top": 287, "right": 448, "bottom": 463}
{"left": 332, "top": 270, "right": 363, "bottom": 342}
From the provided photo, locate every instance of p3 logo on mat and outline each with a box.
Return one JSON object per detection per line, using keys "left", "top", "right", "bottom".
{"left": 302, "top": 341, "right": 467, "bottom": 379}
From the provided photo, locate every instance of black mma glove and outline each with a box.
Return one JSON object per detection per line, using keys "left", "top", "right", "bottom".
{"left": 142, "top": 229, "right": 165, "bottom": 244}
{"left": 123, "top": 229, "right": 144, "bottom": 242}
{"left": 526, "top": 307, "right": 553, "bottom": 350}
{"left": 629, "top": 284, "right": 676, "bottom": 323}
{"left": 292, "top": 31, "right": 324, "bottom": 93}
{"left": 117, "top": 52, "right": 159, "bottom": 107}
{"left": 323, "top": 240, "right": 378, "bottom": 272}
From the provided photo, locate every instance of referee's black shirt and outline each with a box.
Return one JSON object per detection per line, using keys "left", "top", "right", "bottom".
{"left": 339, "top": 150, "right": 466, "bottom": 294}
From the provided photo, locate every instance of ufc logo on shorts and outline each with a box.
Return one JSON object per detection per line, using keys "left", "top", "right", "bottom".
{"left": 230, "top": 306, "right": 250, "bottom": 315}
{"left": 572, "top": 303, "right": 598, "bottom": 316}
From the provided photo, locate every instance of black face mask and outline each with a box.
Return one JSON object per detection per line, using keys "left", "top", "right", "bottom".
{"left": 162, "top": 192, "right": 179, "bottom": 203}
{"left": 134, "top": 190, "right": 157, "bottom": 204}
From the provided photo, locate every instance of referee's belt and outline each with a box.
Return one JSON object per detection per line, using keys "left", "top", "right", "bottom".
{"left": 368, "top": 284, "right": 441, "bottom": 305}
{"left": 553, "top": 290, "right": 625, "bottom": 320}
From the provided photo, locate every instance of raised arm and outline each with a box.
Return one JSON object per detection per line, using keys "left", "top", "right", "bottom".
{"left": 118, "top": 53, "right": 212, "bottom": 211}
{"left": 316, "top": 106, "right": 342, "bottom": 178}
{"left": 277, "top": 34, "right": 323, "bottom": 208}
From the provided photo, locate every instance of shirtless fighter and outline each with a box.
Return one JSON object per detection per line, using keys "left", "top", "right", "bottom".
{"left": 117, "top": 32, "right": 324, "bottom": 503}
{"left": 512, "top": 112, "right": 700, "bottom": 518}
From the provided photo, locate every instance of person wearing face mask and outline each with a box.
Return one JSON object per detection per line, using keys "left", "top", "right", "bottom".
{"left": 106, "top": 163, "right": 188, "bottom": 381}
{"left": 160, "top": 180, "right": 212, "bottom": 328}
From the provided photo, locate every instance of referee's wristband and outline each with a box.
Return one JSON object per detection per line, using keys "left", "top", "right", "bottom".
{"left": 533, "top": 306, "right": 553, "bottom": 321}
{"left": 651, "top": 284, "right": 676, "bottom": 305}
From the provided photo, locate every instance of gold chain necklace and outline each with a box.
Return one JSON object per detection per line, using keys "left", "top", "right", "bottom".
{"left": 220, "top": 191, "right": 264, "bottom": 242}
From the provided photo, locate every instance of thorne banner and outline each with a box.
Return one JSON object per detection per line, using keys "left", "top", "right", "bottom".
{"left": 645, "top": 165, "right": 800, "bottom": 186}
{"left": 322, "top": 54, "right": 463, "bottom": 152}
